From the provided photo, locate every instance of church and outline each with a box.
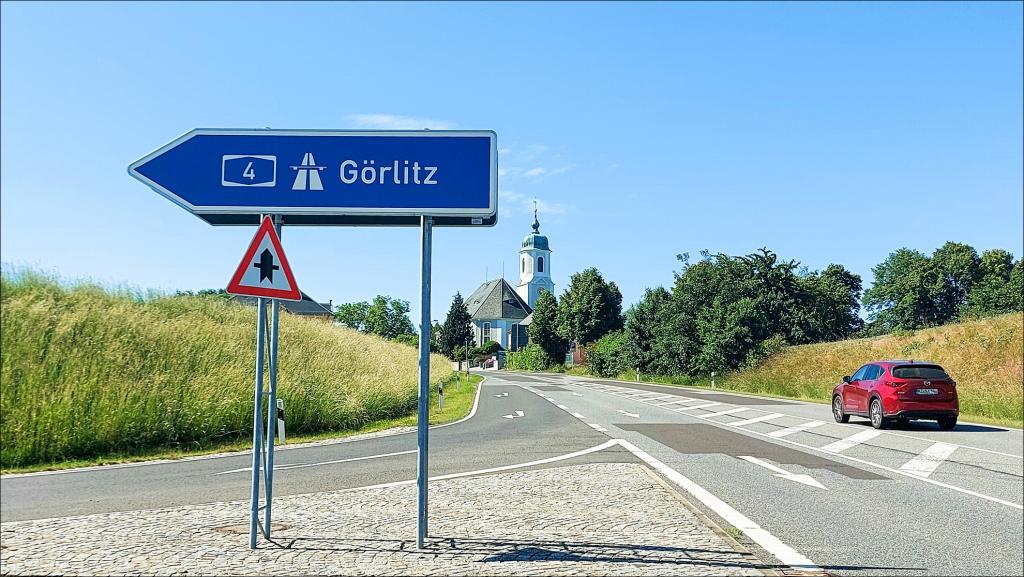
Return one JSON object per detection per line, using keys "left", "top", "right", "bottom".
{"left": 465, "top": 208, "right": 554, "bottom": 352}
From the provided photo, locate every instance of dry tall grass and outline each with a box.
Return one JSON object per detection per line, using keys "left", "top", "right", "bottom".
{"left": 720, "top": 312, "right": 1023, "bottom": 425}
{"left": 0, "top": 271, "right": 453, "bottom": 467}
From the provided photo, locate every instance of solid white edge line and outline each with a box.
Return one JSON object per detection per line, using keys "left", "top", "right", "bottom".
{"left": 615, "top": 439, "right": 821, "bottom": 573}
{"left": 215, "top": 449, "right": 418, "bottom": 475}
{"left": 570, "top": 412, "right": 586, "bottom": 420}
{"left": 3, "top": 374, "right": 489, "bottom": 479}
{"left": 353, "top": 439, "right": 622, "bottom": 491}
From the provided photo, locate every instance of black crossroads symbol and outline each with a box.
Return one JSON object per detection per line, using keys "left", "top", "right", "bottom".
{"left": 253, "top": 248, "right": 279, "bottom": 283}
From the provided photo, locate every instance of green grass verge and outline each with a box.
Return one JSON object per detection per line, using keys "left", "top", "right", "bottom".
{"left": 1, "top": 374, "right": 482, "bottom": 474}
{"left": 0, "top": 269, "right": 458, "bottom": 470}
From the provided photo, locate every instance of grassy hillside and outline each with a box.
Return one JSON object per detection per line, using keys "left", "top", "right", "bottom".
{"left": 716, "top": 313, "right": 1023, "bottom": 426}
{"left": 0, "top": 271, "right": 454, "bottom": 468}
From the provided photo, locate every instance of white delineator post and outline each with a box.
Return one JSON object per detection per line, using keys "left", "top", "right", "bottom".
{"left": 416, "top": 215, "right": 433, "bottom": 549}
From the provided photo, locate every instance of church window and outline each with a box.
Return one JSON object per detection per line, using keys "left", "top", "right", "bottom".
{"left": 521, "top": 258, "right": 525, "bottom": 273}
{"left": 538, "top": 257, "right": 544, "bottom": 272}
{"left": 483, "top": 322, "right": 491, "bottom": 343}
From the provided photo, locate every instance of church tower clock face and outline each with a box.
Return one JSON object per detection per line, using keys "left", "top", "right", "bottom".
{"left": 516, "top": 203, "right": 554, "bottom": 309}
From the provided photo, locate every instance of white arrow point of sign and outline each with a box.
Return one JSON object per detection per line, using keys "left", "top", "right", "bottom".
{"left": 616, "top": 410, "right": 640, "bottom": 418}
{"left": 738, "top": 456, "right": 827, "bottom": 490}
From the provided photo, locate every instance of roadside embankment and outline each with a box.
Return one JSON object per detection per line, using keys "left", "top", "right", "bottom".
{"left": 1, "top": 270, "right": 456, "bottom": 469}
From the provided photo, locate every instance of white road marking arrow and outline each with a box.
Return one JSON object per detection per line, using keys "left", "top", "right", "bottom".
{"left": 502, "top": 410, "right": 525, "bottom": 419}
{"left": 494, "top": 392, "right": 509, "bottom": 398}
{"left": 738, "top": 456, "right": 827, "bottom": 490}
{"left": 616, "top": 410, "right": 640, "bottom": 418}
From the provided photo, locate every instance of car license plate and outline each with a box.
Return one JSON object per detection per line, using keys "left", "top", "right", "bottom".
{"left": 917, "top": 388, "right": 938, "bottom": 395}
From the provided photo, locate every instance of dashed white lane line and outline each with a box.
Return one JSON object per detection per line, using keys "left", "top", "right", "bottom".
{"left": 767, "top": 421, "right": 824, "bottom": 438}
{"left": 675, "top": 402, "right": 721, "bottom": 411}
{"left": 589, "top": 423, "right": 608, "bottom": 432}
{"left": 704, "top": 407, "right": 749, "bottom": 418}
{"left": 899, "top": 442, "right": 958, "bottom": 478}
{"left": 821, "top": 429, "right": 883, "bottom": 453}
{"left": 616, "top": 439, "right": 820, "bottom": 573}
{"left": 731, "top": 413, "right": 784, "bottom": 427}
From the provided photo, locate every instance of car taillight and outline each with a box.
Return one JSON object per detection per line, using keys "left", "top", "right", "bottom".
{"left": 887, "top": 380, "right": 904, "bottom": 387}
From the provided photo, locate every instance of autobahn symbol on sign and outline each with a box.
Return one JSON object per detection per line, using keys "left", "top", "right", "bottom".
{"left": 226, "top": 216, "right": 301, "bottom": 301}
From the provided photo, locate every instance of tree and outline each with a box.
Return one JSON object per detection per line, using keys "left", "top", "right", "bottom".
{"left": 800, "top": 264, "right": 864, "bottom": 342}
{"left": 930, "top": 241, "right": 980, "bottom": 321}
{"left": 334, "top": 301, "right": 370, "bottom": 330}
{"left": 964, "top": 251, "right": 1022, "bottom": 317}
{"left": 528, "top": 289, "right": 567, "bottom": 365}
{"left": 623, "top": 287, "right": 687, "bottom": 375}
{"left": 437, "top": 293, "right": 474, "bottom": 359}
{"left": 863, "top": 248, "right": 938, "bottom": 330}
{"left": 363, "top": 295, "right": 415, "bottom": 339}
{"left": 556, "top": 267, "right": 624, "bottom": 346}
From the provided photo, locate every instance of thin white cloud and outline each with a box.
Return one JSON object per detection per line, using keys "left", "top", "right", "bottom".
{"left": 500, "top": 190, "right": 567, "bottom": 216}
{"left": 345, "top": 114, "right": 455, "bottom": 130}
{"left": 499, "top": 143, "right": 573, "bottom": 182}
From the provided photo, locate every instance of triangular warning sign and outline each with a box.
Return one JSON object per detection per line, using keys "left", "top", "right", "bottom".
{"left": 226, "top": 216, "right": 301, "bottom": 301}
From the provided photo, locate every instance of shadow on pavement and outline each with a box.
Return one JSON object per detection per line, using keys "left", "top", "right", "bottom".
{"left": 269, "top": 535, "right": 924, "bottom": 573}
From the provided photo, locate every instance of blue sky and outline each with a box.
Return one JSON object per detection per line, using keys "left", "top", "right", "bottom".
{"left": 2, "top": 2, "right": 1021, "bottom": 324}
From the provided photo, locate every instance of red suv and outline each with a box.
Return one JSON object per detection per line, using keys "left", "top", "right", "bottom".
{"left": 832, "top": 361, "right": 959, "bottom": 430}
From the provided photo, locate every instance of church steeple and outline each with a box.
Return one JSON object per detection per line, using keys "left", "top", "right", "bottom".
{"left": 516, "top": 204, "right": 554, "bottom": 308}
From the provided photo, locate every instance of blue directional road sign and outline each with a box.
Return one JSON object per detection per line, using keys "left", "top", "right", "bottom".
{"left": 128, "top": 129, "right": 497, "bottom": 226}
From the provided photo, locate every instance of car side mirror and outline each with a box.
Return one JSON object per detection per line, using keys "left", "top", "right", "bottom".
{"left": 842, "top": 375, "right": 851, "bottom": 384}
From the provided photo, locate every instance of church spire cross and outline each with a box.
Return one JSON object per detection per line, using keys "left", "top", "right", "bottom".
{"left": 532, "top": 200, "right": 540, "bottom": 234}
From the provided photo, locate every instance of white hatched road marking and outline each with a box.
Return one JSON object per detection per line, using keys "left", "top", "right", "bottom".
{"left": 731, "top": 413, "right": 785, "bottom": 427}
{"left": 589, "top": 423, "right": 608, "bottom": 432}
{"left": 704, "top": 407, "right": 750, "bottom": 418}
{"left": 821, "top": 429, "right": 882, "bottom": 453}
{"left": 656, "top": 399, "right": 696, "bottom": 407}
{"left": 555, "top": 379, "right": 1023, "bottom": 510}
{"left": 675, "top": 402, "right": 721, "bottom": 411}
{"left": 899, "top": 442, "right": 958, "bottom": 478}
{"left": 767, "top": 421, "right": 825, "bottom": 438}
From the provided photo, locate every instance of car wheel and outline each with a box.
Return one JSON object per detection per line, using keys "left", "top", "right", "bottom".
{"left": 937, "top": 415, "right": 957, "bottom": 431}
{"left": 832, "top": 395, "right": 849, "bottom": 423}
{"left": 869, "top": 398, "right": 887, "bottom": 430}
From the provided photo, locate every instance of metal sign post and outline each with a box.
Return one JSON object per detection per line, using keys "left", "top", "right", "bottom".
{"left": 416, "top": 215, "right": 433, "bottom": 548}
{"left": 249, "top": 297, "right": 267, "bottom": 549}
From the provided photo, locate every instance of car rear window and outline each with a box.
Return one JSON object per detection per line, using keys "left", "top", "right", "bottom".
{"left": 892, "top": 365, "right": 949, "bottom": 380}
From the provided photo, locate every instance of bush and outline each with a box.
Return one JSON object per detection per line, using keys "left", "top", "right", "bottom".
{"left": 585, "top": 330, "right": 628, "bottom": 377}
{"left": 506, "top": 344, "right": 551, "bottom": 371}
{"left": 743, "top": 334, "right": 788, "bottom": 369}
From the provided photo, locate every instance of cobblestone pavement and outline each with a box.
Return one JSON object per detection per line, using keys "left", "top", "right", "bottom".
{"left": 1, "top": 463, "right": 771, "bottom": 576}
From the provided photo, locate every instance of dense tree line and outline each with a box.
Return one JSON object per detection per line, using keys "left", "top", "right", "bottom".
{"left": 519, "top": 241, "right": 1021, "bottom": 378}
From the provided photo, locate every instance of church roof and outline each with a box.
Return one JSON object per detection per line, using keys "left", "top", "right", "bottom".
{"left": 465, "top": 278, "right": 533, "bottom": 321}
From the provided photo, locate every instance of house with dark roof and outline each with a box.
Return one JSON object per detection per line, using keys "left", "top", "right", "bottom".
{"left": 464, "top": 278, "right": 532, "bottom": 351}
{"left": 230, "top": 291, "right": 334, "bottom": 319}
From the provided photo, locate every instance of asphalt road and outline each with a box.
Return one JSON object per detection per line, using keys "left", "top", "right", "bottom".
{"left": 3, "top": 372, "right": 1022, "bottom": 576}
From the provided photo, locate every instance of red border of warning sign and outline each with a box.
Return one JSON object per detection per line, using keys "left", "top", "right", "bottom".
{"left": 226, "top": 216, "right": 302, "bottom": 301}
